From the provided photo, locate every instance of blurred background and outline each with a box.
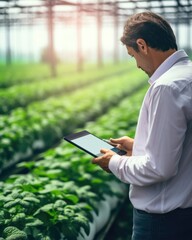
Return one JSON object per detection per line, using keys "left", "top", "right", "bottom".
{"left": 0, "top": 0, "right": 192, "bottom": 72}
{"left": 0, "top": 1, "right": 192, "bottom": 240}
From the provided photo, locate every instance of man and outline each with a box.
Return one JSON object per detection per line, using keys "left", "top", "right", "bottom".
{"left": 92, "top": 11, "right": 192, "bottom": 240}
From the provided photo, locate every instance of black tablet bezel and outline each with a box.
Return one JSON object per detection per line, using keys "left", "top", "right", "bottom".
{"left": 64, "top": 130, "right": 109, "bottom": 157}
{"left": 64, "top": 130, "right": 127, "bottom": 157}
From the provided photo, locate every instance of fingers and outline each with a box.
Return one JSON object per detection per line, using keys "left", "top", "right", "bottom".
{"left": 91, "top": 148, "right": 114, "bottom": 174}
{"left": 92, "top": 158, "right": 111, "bottom": 173}
{"left": 92, "top": 156, "right": 109, "bottom": 172}
{"left": 92, "top": 149, "right": 109, "bottom": 164}
{"left": 103, "top": 139, "right": 118, "bottom": 147}
{"left": 109, "top": 138, "right": 125, "bottom": 150}
{"left": 110, "top": 137, "right": 124, "bottom": 145}
{"left": 92, "top": 156, "right": 101, "bottom": 164}
{"left": 100, "top": 148, "right": 108, "bottom": 154}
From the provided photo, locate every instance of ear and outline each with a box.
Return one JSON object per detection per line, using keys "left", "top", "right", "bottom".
{"left": 136, "top": 38, "right": 148, "bottom": 54}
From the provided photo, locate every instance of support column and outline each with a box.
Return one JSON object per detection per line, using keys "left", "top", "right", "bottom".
{"left": 76, "top": 0, "right": 83, "bottom": 72}
{"left": 47, "top": 0, "right": 56, "bottom": 77}
{"left": 5, "top": 8, "right": 11, "bottom": 65}
{"left": 114, "top": 2, "right": 119, "bottom": 64}
{"left": 97, "top": 0, "right": 102, "bottom": 67}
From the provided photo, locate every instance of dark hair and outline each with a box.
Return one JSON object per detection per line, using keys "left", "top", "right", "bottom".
{"left": 120, "top": 11, "right": 178, "bottom": 52}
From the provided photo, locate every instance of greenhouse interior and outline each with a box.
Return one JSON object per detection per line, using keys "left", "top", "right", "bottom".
{"left": 0, "top": 0, "right": 192, "bottom": 239}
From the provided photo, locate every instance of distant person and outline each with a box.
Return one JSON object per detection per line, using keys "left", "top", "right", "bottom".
{"left": 92, "top": 11, "right": 192, "bottom": 240}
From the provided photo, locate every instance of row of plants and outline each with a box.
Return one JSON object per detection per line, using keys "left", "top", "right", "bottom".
{"left": 0, "top": 62, "right": 81, "bottom": 88}
{"left": 0, "top": 84, "right": 148, "bottom": 240}
{"left": 0, "top": 69, "right": 146, "bottom": 174}
{"left": 0, "top": 62, "right": 132, "bottom": 88}
{"left": 0, "top": 62, "right": 132, "bottom": 114}
{"left": 0, "top": 158, "right": 126, "bottom": 240}
{"left": 0, "top": 63, "right": 51, "bottom": 88}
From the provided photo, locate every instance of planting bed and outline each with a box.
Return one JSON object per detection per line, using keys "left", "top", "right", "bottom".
{"left": 0, "top": 62, "right": 148, "bottom": 239}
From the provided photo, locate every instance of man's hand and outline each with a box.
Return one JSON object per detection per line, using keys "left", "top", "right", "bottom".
{"left": 92, "top": 136, "right": 134, "bottom": 172}
{"left": 109, "top": 136, "right": 134, "bottom": 156}
{"left": 92, "top": 148, "right": 116, "bottom": 173}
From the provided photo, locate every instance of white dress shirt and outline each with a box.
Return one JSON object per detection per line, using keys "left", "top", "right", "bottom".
{"left": 109, "top": 50, "right": 192, "bottom": 213}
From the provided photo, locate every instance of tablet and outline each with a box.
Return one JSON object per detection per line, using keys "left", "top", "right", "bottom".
{"left": 64, "top": 130, "right": 127, "bottom": 157}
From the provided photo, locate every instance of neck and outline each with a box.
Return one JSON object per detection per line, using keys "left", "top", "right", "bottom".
{"left": 150, "top": 48, "right": 176, "bottom": 70}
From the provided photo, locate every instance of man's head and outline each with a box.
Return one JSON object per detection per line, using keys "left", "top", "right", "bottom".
{"left": 121, "top": 11, "right": 177, "bottom": 77}
{"left": 121, "top": 11, "right": 177, "bottom": 52}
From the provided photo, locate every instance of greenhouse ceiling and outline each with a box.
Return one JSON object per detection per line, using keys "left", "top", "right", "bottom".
{"left": 0, "top": 0, "right": 192, "bottom": 25}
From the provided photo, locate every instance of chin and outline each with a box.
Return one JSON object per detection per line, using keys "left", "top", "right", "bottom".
{"left": 143, "top": 70, "right": 151, "bottom": 77}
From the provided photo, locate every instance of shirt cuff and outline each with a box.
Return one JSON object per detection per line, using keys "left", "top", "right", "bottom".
{"left": 109, "top": 154, "right": 121, "bottom": 175}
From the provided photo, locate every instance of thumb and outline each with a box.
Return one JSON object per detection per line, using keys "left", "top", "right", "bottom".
{"left": 100, "top": 148, "right": 108, "bottom": 154}
{"left": 110, "top": 137, "right": 123, "bottom": 144}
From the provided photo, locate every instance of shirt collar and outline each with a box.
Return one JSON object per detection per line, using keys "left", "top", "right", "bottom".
{"left": 148, "top": 49, "right": 189, "bottom": 85}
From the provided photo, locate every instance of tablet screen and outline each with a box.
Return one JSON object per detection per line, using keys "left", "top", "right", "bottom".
{"left": 71, "top": 133, "right": 113, "bottom": 156}
{"left": 64, "top": 130, "right": 127, "bottom": 157}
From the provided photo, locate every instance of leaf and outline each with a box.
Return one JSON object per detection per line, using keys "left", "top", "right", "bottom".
{"left": 13, "top": 213, "right": 26, "bottom": 220}
{"left": 23, "top": 197, "right": 40, "bottom": 204}
{"left": 21, "top": 184, "right": 39, "bottom": 193}
{"left": 17, "top": 161, "right": 35, "bottom": 170}
{"left": 34, "top": 203, "right": 54, "bottom": 214}
{"left": 12, "top": 213, "right": 26, "bottom": 229}
{"left": 10, "top": 192, "right": 21, "bottom": 199}
{"left": 64, "top": 194, "right": 79, "bottom": 204}
{"left": 0, "top": 211, "right": 5, "bottom": 225}
{"left": 25, "top": 218, "right": 44, "bottom": 227}
{"left": 63, "top": 206, "right": 75, "bottom": 217}
{"left": 3, "top": 226, "right": 27, "bottom": 240}
{"left": 1, "top": 138, "right": 11, "bottom": 146}
{"left": 91, "top": 178, "right": 103, "bottom": 184}
{"left": 40, "top": 236, "right": 51, "bottom": 240}
{"left": 8, "top": 208, "right": 17, "bottom": 214}
{"left": 1, "top": 196, "right": 14, "bottom": 203}
{"left": 33, "top": 211, "right": 51, "bottom": 226}
{"left": 45, "top": 169, "right": 63, "bottom": 178}
{"left": 20, "top": 191, "right": 36, "bottom": 198}
{"left": 14, "top": 177, "right": 28, "bottom": 185}
{"left": 23, "top": 223, "right": 41, "bottom": 237}
{"left": 4, "top": 199, "right": 20, "bottom": 208}
{"left": 33, "top": 203, "right": 58, "bottom": 225}
{"left": 73, "top": 213, "right": 89, "bottom": 228}
{"left": 57, "top": 214, "right": 68, "bottom": 221}
{"left": 19, "top": 200, "right": 30, "bottom": 208}
{"left": 53, "top": 200, "right": 67, "bottom": 209}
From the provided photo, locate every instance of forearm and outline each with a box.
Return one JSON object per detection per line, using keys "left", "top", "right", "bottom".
{"left": 109, "top": 154, "right": 173, "bottom": 186}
